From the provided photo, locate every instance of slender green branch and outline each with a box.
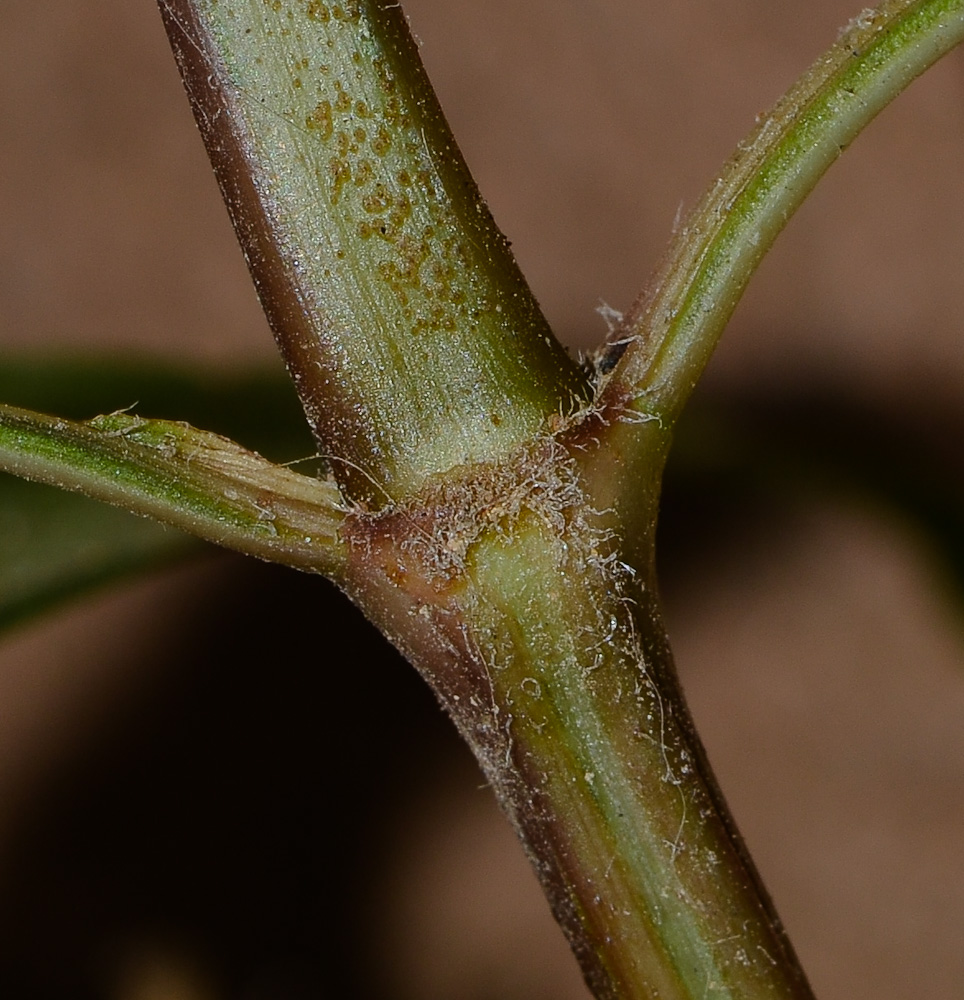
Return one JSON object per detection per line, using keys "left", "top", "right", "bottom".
{"left": 600, "top": 0, "right": 964, "bottom": 427}
{"left": 0, "top": 404, "right": 347, "bottom": 578}
{"left": 159, "top": 0, "right": 589, "bottom": 507}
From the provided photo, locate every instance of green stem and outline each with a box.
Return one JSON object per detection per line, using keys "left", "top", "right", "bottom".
{"left": 0, "top": 404, "right": 346, "bottom": 577}
{"left": 466, "top": 524, "right": 808, "bottom": 999}
{"left": 338, "top": 450, "right": 812, "bottom": 1000}
{"left": 139, "top": 2, "right": 964, "bottom": 996}
{"left": 159, "top": 0, "right": 589, "bottom": 507}
{"left": 601, "top": 0, "right": 964, "bottom": 427}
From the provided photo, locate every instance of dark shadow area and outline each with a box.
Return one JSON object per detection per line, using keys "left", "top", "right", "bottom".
{"left": 0, "top": 558, "right": 466, "bottom": 999}
{"left": 658, "top": 383, "right": 964, "bottom": 610}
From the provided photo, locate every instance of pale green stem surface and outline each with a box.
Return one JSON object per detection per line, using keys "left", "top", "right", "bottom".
{"left": 330, "top": 433, "right": 811, "bottom": 999}
{"left": 159, "top": 0, "right": 589, "bottom": 506}
{"left": 460, "top": 512, "right": 811, "bottom": 1000}
{"left": 602, "top": 0, "right": 964, "bottom": 427}
{"left": 0, "top": 404, "right": 347, "bottom": 578}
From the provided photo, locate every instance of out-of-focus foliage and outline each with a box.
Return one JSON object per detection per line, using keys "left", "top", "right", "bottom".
{"left": 2, "top": 355, "right": 961, "bottom": 635}
{"left": 0, "top": 357, "right": 313, "bottom": 629}
{"left": 663, "top": 388, "right": 964, "bottom": 608}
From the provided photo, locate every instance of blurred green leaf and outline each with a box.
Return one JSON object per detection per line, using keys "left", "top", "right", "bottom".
{"left": 0, "top": 355, "right": 314, "bottom": 631}
{"left": 0, "top": 477, "right": 196, "bottom": 630}
{"left": 0, "top": 355, "right": 313, "bottom": 460}
{"left": 4, "top": 354, "right": 962, "bottom": 643}
{"left": 662, "top": 387, "right": 964, "bottom": 608}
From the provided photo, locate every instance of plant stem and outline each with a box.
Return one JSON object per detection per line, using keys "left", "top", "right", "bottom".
{"left": 601, "top": 0, "right": 964, "bottom": 428}
{"left": 143, "top": 1, "right": 964, "bottom": 996}
{"left": 0, "top": 404, "right": 346, "bottom": 577}
{"left": 159, "top": 0, "right": 589, "bottom": 507}
{"left": 338, "top": 446, "right": 813, "bottom": 1000}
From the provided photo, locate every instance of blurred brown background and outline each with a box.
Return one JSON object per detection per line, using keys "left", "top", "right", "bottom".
{"left": 0, "top": 1, "right": 963, "bottom": 998}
